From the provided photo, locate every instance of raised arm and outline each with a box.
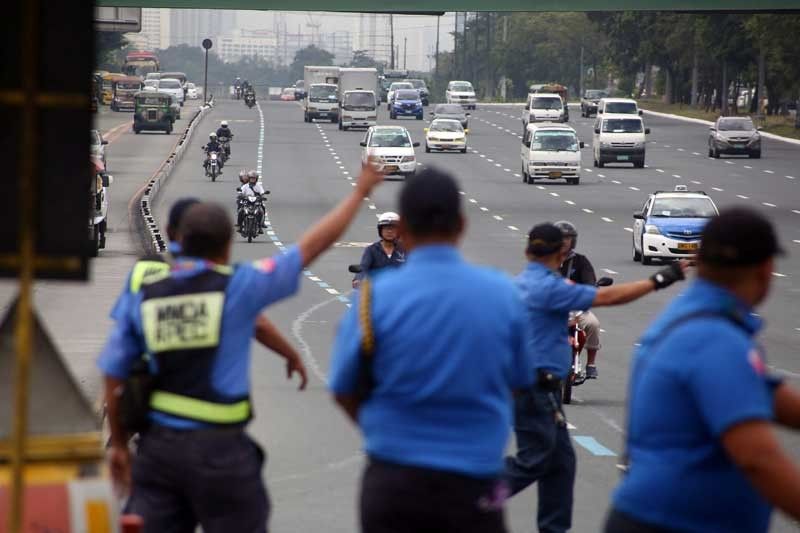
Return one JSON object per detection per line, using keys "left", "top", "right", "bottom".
{"left": 774, "top": 383, "right": 800, "bottom": 429}
{"left": 253, "top": 314, "right": 307, "bottom": 390}
{"left": 593, "top": 261, "right": 687, "bottom": 307}
{"left": 297, "top": 164, "right": 383, "bottom": 267}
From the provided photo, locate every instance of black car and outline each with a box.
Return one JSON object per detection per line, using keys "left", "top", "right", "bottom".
{"left": 581, "top": 89, "right": 608, "bottom": 117}
{"left": 406, "top": 79, "right": 430, "bottom": 106}
{"left": 293, "top": 80, "right": 306, "bottom": 100}
{"left": 430, "top": 103, "right": 470, "bottom": 129}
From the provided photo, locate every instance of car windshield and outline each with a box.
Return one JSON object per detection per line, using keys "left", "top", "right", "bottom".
{"left": 345, "top": 92, "right": 375, "bottom": 107}
{"left": 604, "top": 101, "right": 638, "bottom": 114}
{"left": 602, "top": 118, "right": 643, "bottom": 133}
{"left": 651, "top": 197, "right": 716, "bottom": 218}
{"left": 532, "top": 131, "right": 579, "bottom": 151}
{"left": 431, "top": 121, "right": 464, "bottom": 133}
{"left": 718, "top": 118, "right": 755, "bottom": 131}
{"left": 396, "top": 90, "right": 419, "bottom": 100}
{"left": 585, "top": 90, "right": 607, "bottom": 99}
{"left": 450, "top": 82, "right": 473, "bottom": 92}
{"left": 144, "top": 80, "right": 157, "bottom": 88}
{"left": 435, "top": 104, "right": 464, "bottom": 115}
{"left": 370, "top": 131, "right": 411, "bottom": 147}
{"left": 309, "top": 85, "right": 337, "bottom": 99}
{"left": 390, "top": 83, "right": 413, "bottom": 91}
{"left": 160, "top": 79, "right": 180, "bottom": 89}
{"left": 187, "top": 83, "right": 195, "bottom": 89}
{"left": 90, "top": 130, "right": 101, "bottom": 146}
{"left": 407, "top": 79, "right": 426, "bottom": 89}
{"left": 282, "top": 88, "right": 294, "bottom": 95}
{"left": 117, "top": 81, "right": 140, "bottom": 90}
{"left": 532, "top": 97, "right": 562, "bottom": 110}
{"left": 296, "top": 81, "right": 304, "bottom": 88}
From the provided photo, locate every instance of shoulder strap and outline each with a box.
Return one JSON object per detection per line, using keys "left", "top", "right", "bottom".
{"left": 355, "top": 279, "right": 376, "bottom": 401}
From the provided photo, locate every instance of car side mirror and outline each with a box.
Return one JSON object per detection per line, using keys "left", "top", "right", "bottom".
{"left": 524, "top": 105, "right": 530, "bottom": 110}
{"left": 633, "top": 211, "right": 644, "bottom": 219}
{"left": 101, "top": 139, "right": 108, "bottom": 145}
{"left": 756, "top": 126, "right": 763, "bottom": 131}
{"left": 360, "top": 141, "right": 367, "bottom": 147}
{"left": 645, "top": 128, "right": 651, "bottom": 135}
{"left": 579, "top": 141, "right": 585, "bottom": 148}
{"left": 594, "top": 128, "right": 601, "bottom": 134}
{"left": 412, "top": 142, "right": 420, "bottom": 147}
{"left": 236, "top": 187, "right": 242, "bottom": 192}
{"left": 709, "top": 126, "right": 716, "bottom": 131}
{"left": 597, "top": 277, "right": 614, "bottom": 287}
{"left": 430, "top": 112, "right": 436, "bottom": 117}
{"left": 348, "top": 264, "right": 363, "bottom": 274}
{"left": 638, "top": 110, "right": 643, "bottom": 116}
{"left": 598, "top": 109, "right": 603, "bottom": 114}
{"left": 101, "top": 173, "right": 112, "bottom": 187}
{"left": 264, "top": 190, "right": 271, "bottom": 195}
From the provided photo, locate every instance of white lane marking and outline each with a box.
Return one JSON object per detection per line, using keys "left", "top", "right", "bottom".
{"left": 495, "top": 163, "right": 502, "bottom": 167}
{"left": 725, "top": 161, "right": 735, "bottom": 165}
{"left": 629, "top": 186, "right": 640, "bottom": 191}
{"left": 326, "top": 288, "right": 340, "bottom": 295}
{"left": 469, "top": 198, "right": 478, "bottom": 204}
{"left": 480, "top": 207, "right": 489, "bottom": 212}
{"left": 611, "top": 180, "right": 621, "bottom": 184}
{"left": 689, "top": 180, "right": 702, "bottom": 185}
{"left": 549, "top": 192, "right": 560, "bottom": 197}
{"left": 308, "top": 276, "right": 321, "bottom": 282}
{"left": 487, "top": 158, "right": 495, "bottom": 162}
{"left": 736, "top": 194, "right": 749, "bottom": 199}
{"left": 494, "top": 215, "right": 504, "bottom": 221}
{"left": 537, "top": 185, "right": 546, "bottom": 190}
{"left": 712, "top": 187, "right": 724, "bottom": 192}
{"left": 598, "top": 174, "right": 606, "bottom": 178}
{"left": 794, "top": 240, "right": 800, "bottom": 244}
{"left": 786, "top": 175, "right": 796, "bottom": 180}
{"left": 672, "top": 174, "right": 681, "bottom": 178}
{"left": 762, "top": 202, "right": 777, "bottom": 208}
{"left": 565, "top": 200, "right": 576, "bottom": 205}
{"left": 624, "top": 227, "right": 634, "bottom": 232}
{"left": 664, "top": 145, "right": 671, "bottom": 148}
{"left": 744, "top": 165, "right": 752, "bottom": 169}
{"left": 656, "top": 169, "right": 664, "bottom": 173}
{"left": 585, "top": 169, "right": 593, "bottom": 173}
{"left": 513, "top": 173, "right": 521, "bottom": 178}
{"left": 677, "top": 148, "right": 685, "bottom": 152}
{"left": 602, "top": 217, "right": 614, "bottom": 223}
{"left": 794, "top": 210, "right": 800, "bottom": 215}
{"left": 583, "top": 208, "right": 594, "bottom": 214}
{"left": 508, "top": 225, "right": 520, "bottom": 231}
{"left": 603, "top": 268, "right": 619, "bottom": 274}
{"left": 459, "top": 191, "right": 466, "bottom": 195}
{"left": 692, "top": 152, "right": 701, "bottom": 156}
{"left": 368, "top": 204, "right": 376, "bottom": 210}
{"left": 764, "top": 170, "right": 775, "bottom": 174}
{"left": 480, "top": 154, "right": 486, "bottom": 158}
{"left": 504, "top": 168, "right": 511, "bottom": 172}
{"left": 772, "top": 272, "right": 787, "bottom": 278}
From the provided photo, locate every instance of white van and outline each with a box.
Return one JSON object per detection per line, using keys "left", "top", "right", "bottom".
{"left": 592, "top": 113, "right": 650, "bottom": 168}
{"left": 598, "top": 98, "right": 642, "bottom": 116}
{"left": 339, "top": 90, "right": 377, "bottom": 130}
{"left": 521, "top": 93, "right": 566, "bottom": 130}
{"left": 445, "top": 80, "right": 477, "bottom": 109}
{"left": 521, "top": 123, "right": 583, "bottom": 185}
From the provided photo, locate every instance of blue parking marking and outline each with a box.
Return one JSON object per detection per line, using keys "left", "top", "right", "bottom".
{"left": 572, "top": 436, "right": 616, "bottom": 457}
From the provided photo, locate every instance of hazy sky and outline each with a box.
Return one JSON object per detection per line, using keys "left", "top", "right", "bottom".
{"left": 235, "top": 11, "right": 456, "bottom": 71}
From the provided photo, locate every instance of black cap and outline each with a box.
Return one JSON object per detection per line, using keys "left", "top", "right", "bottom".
{"left": 699, "top": 207, "right": 785, "bottom": 266}
{"left": 527, "top": 223, "right": 564, "bottom": 257}
{"left": 167, "top": 197, "right": 201, "bottom": 231}
{"left": 399, "top": 167, "right": 462, "bottom": 237}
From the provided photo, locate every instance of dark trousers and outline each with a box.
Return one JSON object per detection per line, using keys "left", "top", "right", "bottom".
{"left": 360, "top": 458, "right": 508, "bottom": 533}
{"left": 504, "top": 386, "right": 575, "bottom": 533}
{"left": 604, "top": 508, "right": 682, "bottom": 533}
{"left": 128, "top": 426, "right": 270, "bottom": 533}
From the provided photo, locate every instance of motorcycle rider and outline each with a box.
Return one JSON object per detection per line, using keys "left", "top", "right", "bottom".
{"left": 238, "top": 170, "right": 266, "bottom": 233}
{"left": 556, "top": 220, "right": 602, "bottom": 379}
{"left": 202, "top": 132, "right": 224, "bottom": 173}
{"left": 216, "top": 120, "right": 234, "bottom": 157}
{"left": 233, "top": 77, "right": 242, "bottom": 99}
{"left": 353, "top": 211, "right": 406, "bottom": 288}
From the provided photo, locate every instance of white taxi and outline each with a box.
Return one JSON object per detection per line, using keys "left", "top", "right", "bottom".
{"left": 360, "top": 126, "right": 419, "bottom": 178}
{"left": 632, "top": 185, "right": 719, "bottom": 265}
{"left": 424, "top": 119, "right": 467, "bottom": 153}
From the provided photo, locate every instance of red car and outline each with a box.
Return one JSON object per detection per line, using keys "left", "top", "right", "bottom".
{"left": 280, "top": 88, "right": 296, "bottom": 101}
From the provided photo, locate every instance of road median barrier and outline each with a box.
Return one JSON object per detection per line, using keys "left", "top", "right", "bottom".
{"left": 130, "top": 97, "right": 215, "bottom": 254}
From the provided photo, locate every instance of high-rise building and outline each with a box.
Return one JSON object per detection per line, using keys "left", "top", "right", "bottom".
{"left": 215, "top": 29, "right": 278, "bottom": 63}
{"left": 169, "top": 9, "right": 236, "bottom": 48}
{"left": 125, "top": 8, "right": 170, "bottom": 51}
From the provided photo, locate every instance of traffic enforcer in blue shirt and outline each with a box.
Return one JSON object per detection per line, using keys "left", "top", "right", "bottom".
{"left": 330, "top": 245, "right": 536, "bottom": 478}
{"left": 613, "top": 279, "right": 777, "bottom": 533}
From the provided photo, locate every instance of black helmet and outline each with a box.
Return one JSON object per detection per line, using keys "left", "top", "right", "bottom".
{"left": 554, "top": 220, "right": 578, "bottom": 249}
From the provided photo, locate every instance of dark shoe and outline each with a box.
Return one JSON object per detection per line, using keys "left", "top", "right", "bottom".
{"left": 586, "top": 365, "right": 598, "bottom": 379}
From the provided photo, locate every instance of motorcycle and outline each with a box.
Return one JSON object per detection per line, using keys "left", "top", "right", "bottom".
{"left": 562, "top": 276, "right": 613, "bottom": 404}
{"left": 218, "top": 135, "right": 232, "bottom": 161}
{"left": 348, "top": 264, "right": 363, "bottom": 289}
{"left": 245, "top": 94, "right": 255, "bottom": 108}
{"left": 205, "top": 150, "right": 221, "bottom": 181}
{"left": 237, "top": 192, "right": 269, "bottom": 243}
{"left": 234, "top": 86, "right": 242, "bottom": 100}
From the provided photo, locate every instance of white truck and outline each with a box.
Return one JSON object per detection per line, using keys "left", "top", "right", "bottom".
{"left": 338, "top": 67, "right": 378, "bottom": 130}
{"left": 304, "top": 66, "right": 340, "bottom": 123}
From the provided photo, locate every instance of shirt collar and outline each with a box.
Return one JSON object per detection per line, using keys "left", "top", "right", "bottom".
{"left": 686, "top": 278, "right": 762, "bottom": 334}
{"left": 525, "top": 261, "right": 557, "bottom": 275}
{"left": 171, "top": 257, "right": 233, "bottom": 275}
{"left": 407, "top": 244, "right": 461, "bottom": 264}
{"left": 167, "top": 241, "right": 182, "bottom": 256}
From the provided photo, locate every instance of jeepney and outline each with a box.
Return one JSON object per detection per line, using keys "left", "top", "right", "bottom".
{"left": 133, "top": 92, "right": 174, "bottom": 134}
{"left": 101, "top": 73, "right": 125, "bottom": 105}
{"left": 111, "top": 76, "right": 143, "bottom": 111}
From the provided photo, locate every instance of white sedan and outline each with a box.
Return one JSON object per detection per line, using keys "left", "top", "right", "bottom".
{"left": 425, "top": 119, "right": 467, "bottom": 153}
{"left": 360, "top": 126, "right": 419, "bottom": 179}
{"left": 186, "top": 82, "right": 199, "bottom": 100}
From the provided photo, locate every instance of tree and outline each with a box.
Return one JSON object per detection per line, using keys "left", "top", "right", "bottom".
{"left": 289, "top": 45, "right": 335, "bottom": 81}
{"left": 349, "top": 50, "right": 381, "bottom": 68}
{"left": 95, "top": 32, "right": 129, "bottom": 71}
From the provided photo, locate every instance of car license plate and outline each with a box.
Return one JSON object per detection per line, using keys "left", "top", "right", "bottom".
{"left": 384, "top": 165, "right": 398, "bottom": 172}
{"left": 549, "top": 171, "right": 562, "bottom": 178}
{"left": 733, "top": 143, "right": 745, "bottom": 148}
{"left": 617, "top": 155, "right": 630, "bottom": 161}
{"left": 677, "top": 242, "right": 698, "bottom": 250}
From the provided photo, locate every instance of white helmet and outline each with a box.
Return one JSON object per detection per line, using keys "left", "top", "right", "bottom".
{"left": 209, "top": 132, "right": 217, "bottom": 140}
{"left": 377, "top": 212, "right": 400, "bottom": 238}
{"left": 221, "top": 120, "right": 228, "bottom": 127}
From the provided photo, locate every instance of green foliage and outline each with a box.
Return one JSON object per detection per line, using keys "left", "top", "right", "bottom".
{"left": 289, "top": 45, "right": 335, "bottom": 81}
{"left": 349, "top": 50, "right": 384, "bottom": 69}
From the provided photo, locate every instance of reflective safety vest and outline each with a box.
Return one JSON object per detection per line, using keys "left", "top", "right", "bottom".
{"left": 129, "top": 255, "right": 171, "bottom": 294}
{"left": 139, "top": 264, "right": 251, "bottom": 426}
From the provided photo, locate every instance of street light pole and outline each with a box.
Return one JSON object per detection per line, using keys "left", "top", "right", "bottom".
{"left": 202, "top": 38, "right": 213, "bottom": 104}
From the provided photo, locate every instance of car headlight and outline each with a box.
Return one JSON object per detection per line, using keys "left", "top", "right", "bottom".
{"left": 308, "top": 106, "right": 318, "bottom": 111}
{"left": 567, "top": 162, "right": 580, "bottom": 167}
{"left": 645, "top": 224, "right": 661, "bottom": 235}
{"left": 95, "top": 175, "right": 103, "bottom": 194}
{"left": 453, "top": 136, "right": 465, "bottom": 142}
{"left": 401, "top": 156, "right": 416, "bottom": 163}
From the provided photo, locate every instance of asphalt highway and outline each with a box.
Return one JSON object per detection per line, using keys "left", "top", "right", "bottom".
{"left": 152, "top": 98, "right": 800, "bottom": 532}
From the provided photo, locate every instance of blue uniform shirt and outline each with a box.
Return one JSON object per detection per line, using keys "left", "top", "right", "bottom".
{"left": 613, "top": 279, "right": 775, "bottom": 533}
{"left": 516, "top": 261, "right": 596, "bottom": 379}
{"left": 98, "top": 246, "right": 303, "bottom": 429}
{"left": 329, "top": 245, "right": 536, "bottom": 478}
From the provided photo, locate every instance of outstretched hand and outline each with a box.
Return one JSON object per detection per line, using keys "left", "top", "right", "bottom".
{"left": 356, "top": 159, "right": 384, "bottom": 197}
{"left": 286, "top": 355, "right": 308, "bottom": 390}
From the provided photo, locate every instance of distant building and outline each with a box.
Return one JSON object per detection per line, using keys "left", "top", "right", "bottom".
{"left": 215, "top": 30, "right": 278, "bottom": 63}
{"left": 169, "top": 9, "right": 236, "bottom": 48}
{"left": 125, "top": 8, "right": 171, "bottom": 51}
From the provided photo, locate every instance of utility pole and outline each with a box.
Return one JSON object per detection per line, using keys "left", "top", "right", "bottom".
{"left": 579, "top": 46, "right": 585, "bottom": 99}
{"left": 485, "top": 12, "right": 492, "bottom": 98}
{"left": 202, "top": 38, "right": 212, "bottom": 104}
{"left": 389, "top": 14, "right": 395, "bottom": 69}
{"left": 435, "top": 15, "right": 440, "bottom": 79}
{"left": 472, "top": 12, "right": 479, "bottom": 84}
{"left": 403, "top": 37, "right": 407, "bottom": 70}
{"left": 453, "top": 12, "right": 459, "bottom": 78}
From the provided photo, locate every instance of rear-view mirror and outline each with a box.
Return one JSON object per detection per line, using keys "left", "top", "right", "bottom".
{"left": 360, "top": 141, "right": 367, "bottom": 147}
{"left": 101, "top": 173, "right": 112, "bottom": 187}
{"left": 594, "top": 128, "right": 601, "bottom": 134}
{"left": 597, "top": 277, "right": 614, "bottom": 287}
{"left": 638, "top": 110, "right": 643, "bottom": 116}
{"left": 633, "top": 211, "right": 644, "bottom": 219}
{"left": 412, "top": 142, "right": 420, "bottom": 147}
{"left": 101, "top": 139, "right": 108, "bottom": 145}
{"left": 579, "top": 141, "right": 585, "bottom": 149}
{"left": 598, "top": 109, "right": 603, "bottom": 114}
{"left": 709, "top": 126, "right": 716, "bottom": 131}
{"left": 645, "top": 128, "right": 651, "bottom": 135}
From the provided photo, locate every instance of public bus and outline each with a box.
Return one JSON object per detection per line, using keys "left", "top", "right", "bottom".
{"left": 123, "top": 50, "right": 160, "bottom": 78}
